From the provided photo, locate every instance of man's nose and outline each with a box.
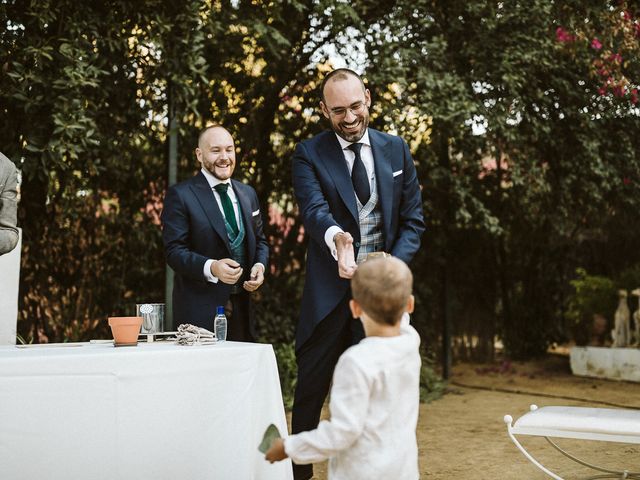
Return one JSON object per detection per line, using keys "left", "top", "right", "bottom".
{"left": 344, "top": 108, "right": 357, "bottom": 122}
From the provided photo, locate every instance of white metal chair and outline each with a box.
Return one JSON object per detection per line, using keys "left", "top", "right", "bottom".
{"left": 505, "top": 404, "right": 640, "bottom": 479}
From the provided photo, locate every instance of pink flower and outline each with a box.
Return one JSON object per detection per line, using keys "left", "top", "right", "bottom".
{"left": 623, "top": 177, "right": 631, "bottom": 185}
{"left": 623, "top": 11, "right": 631, "bottom": 21}
{"left": 598, "top": 87, "right": 607, "bottom": 96}
{"left": 607, "top": 53, "right": 623, "bottom": 63}
{"left": 613, "top": 85, "right": 626, "bottom": 97}
{"left": 555, "top": 27, "right": 574, "bottom": 43}
{"left": 591, "top": 38, "right": 602, "bottom": 50}
{"left": 631, "top": 89, "right": 639, "bottom": 104}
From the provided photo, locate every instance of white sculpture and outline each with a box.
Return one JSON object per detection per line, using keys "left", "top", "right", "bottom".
{"left": 611, "top": 289, "right": 631, "bottom": 348}
{"left": 631, "top": 288, "right": 640, "bottom": 346}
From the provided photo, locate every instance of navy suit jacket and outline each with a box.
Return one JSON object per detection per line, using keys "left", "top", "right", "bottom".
{"left": 161, "top": 172, "right": 269, "bottom": 332}
{"left": 292, "top": 128, "right": 425, "bottom": 349}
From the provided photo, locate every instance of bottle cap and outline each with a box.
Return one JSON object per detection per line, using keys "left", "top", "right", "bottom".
{"left": 216, "top": 306, "right": 225, "bottom": 315}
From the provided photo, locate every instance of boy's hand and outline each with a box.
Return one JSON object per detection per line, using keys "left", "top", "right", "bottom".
{"left": 265, "top": 438, "right": 287, "bottom": 463}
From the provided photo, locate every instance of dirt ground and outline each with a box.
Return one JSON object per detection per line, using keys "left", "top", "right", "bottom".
{"left": 300, "top": 352, "right": 640, "bottom": 479}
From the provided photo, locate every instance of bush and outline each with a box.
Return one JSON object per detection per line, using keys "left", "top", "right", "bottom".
{"left": 420, "top": 351, "right": 446, "bottom": 403}
{"left": 565, "top": 268, "right": 616, "bottom": 346}
{"left": 272, "top": 341, "right": 297, "bottom": 410}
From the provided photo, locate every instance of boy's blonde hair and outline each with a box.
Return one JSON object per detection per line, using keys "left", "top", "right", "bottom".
{"left": 351, "top": 256, "right": 413, "bottom": 326}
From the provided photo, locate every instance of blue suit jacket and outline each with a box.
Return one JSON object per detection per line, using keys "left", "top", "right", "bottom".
{"left": 292, "top": 128, "right": 425, "bottom": 349}
{"left": 161, "top": 172, "right": 269, "bottom": 332}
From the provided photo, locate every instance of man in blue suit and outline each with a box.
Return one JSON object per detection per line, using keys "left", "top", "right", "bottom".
{"left": 162, "top": 125, "right": 269, "bottom": 340}
{"left": 290, "top": 69, "right": 425, "bottom": 479}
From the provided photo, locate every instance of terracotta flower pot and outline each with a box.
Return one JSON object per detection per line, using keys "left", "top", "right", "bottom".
{"left": 108, "top": 316, "right": 143, "bottom": 346}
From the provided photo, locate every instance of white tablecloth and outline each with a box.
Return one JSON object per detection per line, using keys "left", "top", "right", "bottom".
{"left": 0, "top": 341, "right": 292, "bottom": 480}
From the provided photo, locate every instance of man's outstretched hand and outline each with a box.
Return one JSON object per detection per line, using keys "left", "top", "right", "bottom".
{"left": 335, "top": 232, "right": 357, "bottom": 279}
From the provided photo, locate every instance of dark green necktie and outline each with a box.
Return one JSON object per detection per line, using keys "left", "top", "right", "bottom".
{"left": 214, "top": 183, "right": 239, "bottom": 235}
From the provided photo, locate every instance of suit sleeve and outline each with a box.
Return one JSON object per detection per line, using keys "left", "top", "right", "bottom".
{"left": 161, "top": 185, "right": 210, "bottom": 281}
{"left": 291, "top": 142, "right": 340, "bottom": 251}
{"left": 390, "top": 139, "right": 425, "bottom": 264}
{"left": 0, "top": 158, "right": 19, "bottom": 256}
{"left": 251, "top": 190, "right": 269, "bottom": 269}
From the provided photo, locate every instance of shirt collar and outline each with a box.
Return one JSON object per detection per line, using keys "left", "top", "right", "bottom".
{"left": 201, "top": 167, "right": 232, "bottom": 189}
{"left": 335, "top": 128, "right": 371, "bottom": 151}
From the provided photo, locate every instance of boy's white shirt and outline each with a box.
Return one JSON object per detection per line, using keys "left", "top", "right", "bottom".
{"left": 284, "top": 312, "right": 421, "bottom": 480}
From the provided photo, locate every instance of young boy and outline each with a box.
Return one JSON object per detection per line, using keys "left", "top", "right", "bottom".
{"left": 266, "top": 256, "right": 421, "bottom": 479}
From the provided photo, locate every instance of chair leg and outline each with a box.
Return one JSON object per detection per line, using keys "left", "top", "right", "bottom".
{"left": 545, "top": 437, "right": 640, "bottom": 479}
{"left": 504, "top": 415, "right": 564, "bottom": 480}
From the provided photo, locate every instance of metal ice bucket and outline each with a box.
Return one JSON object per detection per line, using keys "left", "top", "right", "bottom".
{"left": 135, "top": 303, "right": 165, "bottom": 334}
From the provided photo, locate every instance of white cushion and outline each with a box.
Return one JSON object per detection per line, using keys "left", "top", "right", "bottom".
{"left": 515, "top": 406, "right": 640, "bottom": 438}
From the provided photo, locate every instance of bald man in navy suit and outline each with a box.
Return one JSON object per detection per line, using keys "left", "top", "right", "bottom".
{"left": 290, "top": 69, "right": 425, "bottom": 479}
{"left": 162, "top": 126, "right": 269, "bottom": 340}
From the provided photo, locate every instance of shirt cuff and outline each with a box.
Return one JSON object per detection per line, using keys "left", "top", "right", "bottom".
{"left": 324, "top": 226, "right": 344, "bottom": 261}
{"left": 204, "top": 259, "right": 219, "bottom": 283}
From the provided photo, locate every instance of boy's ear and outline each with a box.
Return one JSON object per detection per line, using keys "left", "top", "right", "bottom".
{"left": 349, "top": 299, "right": 362, "bottom": 319}
{"left": 406, "top": 294, "right": 415, "bottom": 314}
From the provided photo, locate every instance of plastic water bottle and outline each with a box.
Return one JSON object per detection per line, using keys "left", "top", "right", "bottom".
{"left": 214, "top": 306, "right": 227, "bottom": 342}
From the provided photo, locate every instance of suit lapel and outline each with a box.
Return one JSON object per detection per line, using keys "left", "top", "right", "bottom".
{"left": 321, "top": 133, "right": 359, "bottom": 223}
{"left": 232, "top": 180, "right": 256, "bottom": 262}
{"left": 190, "top": 172, "right": 231, "bottom": 253}
{"left": 370, "top": 129, "right": 393, "bottom": 244}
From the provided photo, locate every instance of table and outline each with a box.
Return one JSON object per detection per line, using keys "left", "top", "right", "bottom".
{"left": 0, "top": 341, "right": 292, "bottom": 480}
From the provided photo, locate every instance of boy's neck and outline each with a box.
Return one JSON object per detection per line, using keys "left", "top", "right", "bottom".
{"left": 362, "top": 314, "right": 402, "bottom": 338}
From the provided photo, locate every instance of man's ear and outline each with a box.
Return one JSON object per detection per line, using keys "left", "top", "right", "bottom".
{"left": 406, "top": 294, "right": 415, "bottom": 314}
{"left": 320, "top": 101, "right": 330, "bottom": 119}
{"left": 364, "top": 88, "right": 372, "bottom": 108}
{"left": 195, "top": 147, "right": 203, "bottom": 163}
{"left": 349, "top": 299, "right": 362, "bottom": 319}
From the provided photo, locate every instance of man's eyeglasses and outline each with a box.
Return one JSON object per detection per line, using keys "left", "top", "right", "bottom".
{"left": 328, "top": 101, "right": 367, "bottom": 118}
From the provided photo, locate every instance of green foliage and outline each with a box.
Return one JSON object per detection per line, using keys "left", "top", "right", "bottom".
{"left": 272, "top": 341, "right": 297, "bottom": 410}
{"left": 1, "top": 0, "right": 639, "bottom": 368}
{"left": 358, "top": 0, "right": 640, "bottom": 359}
{"left": 565, "top": 268, "right": 616, "bottom": 346}
{"left": 617, "top": 264, "right": 640, "bottom": 293}
{"left": 420, "top": 352, "right": 446, "bottom": 403}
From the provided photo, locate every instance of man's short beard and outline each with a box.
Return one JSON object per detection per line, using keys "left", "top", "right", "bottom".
{"left": 334, "top": 117, "right": 369, "bottom": 143}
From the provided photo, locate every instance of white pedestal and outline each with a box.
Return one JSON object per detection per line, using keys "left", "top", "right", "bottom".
{"left": 0, "top": 228, "right": 21, "bottom": 345}
{"left": 570, "top": 346, "right": 640, "bottom": 383}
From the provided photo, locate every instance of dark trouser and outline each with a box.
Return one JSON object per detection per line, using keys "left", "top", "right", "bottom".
{"left": 224, "top": 291, "right": 255, "bottom": 342}
{"left": 290, "top": 293, "right": 365, "bottom": 480}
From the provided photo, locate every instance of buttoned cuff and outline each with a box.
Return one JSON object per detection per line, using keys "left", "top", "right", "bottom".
{"left": 204, "top": 259, "right": 219, "bottom": 283}
{"left": 324, "top": 226, "right": 343, "bottom": 261}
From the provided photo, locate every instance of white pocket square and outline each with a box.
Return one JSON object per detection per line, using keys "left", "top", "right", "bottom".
{"left": 252, "top": 209, "right": 260, "bottom": 217}
{"left": 393, "top": 170, "right": 403, "bottom": 177}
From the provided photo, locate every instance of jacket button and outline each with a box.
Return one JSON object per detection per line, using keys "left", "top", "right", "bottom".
{"left": 355, "top": 242, "right": 360, "bottom": 248}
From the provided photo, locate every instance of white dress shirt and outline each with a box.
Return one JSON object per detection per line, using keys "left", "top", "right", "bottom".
{"left": 324, "top": 129, "right": 376, "bottom": 259}
{"left": 284, "top": 314, "right": 421, "bottom": 480}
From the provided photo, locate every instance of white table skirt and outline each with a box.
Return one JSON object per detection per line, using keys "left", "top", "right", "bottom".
{"left": 0, "top": 341, "right": 292, "bottom": 480}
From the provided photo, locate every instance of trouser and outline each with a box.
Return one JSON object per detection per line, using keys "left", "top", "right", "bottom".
{"left": 290, "top": 293, "right": 365, "bottom": 480}
{"left": 224, "top": 291, "right": 255, "bottom": 342}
